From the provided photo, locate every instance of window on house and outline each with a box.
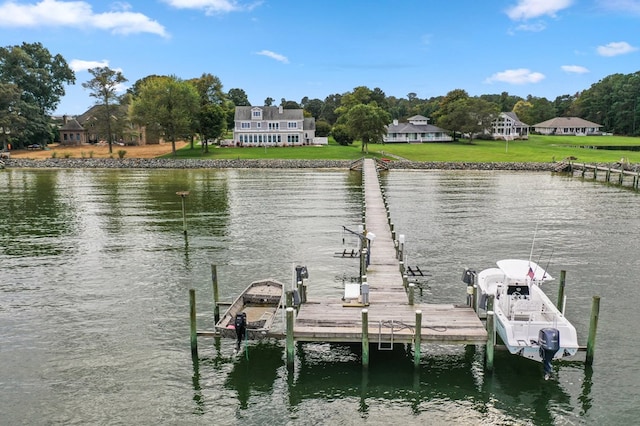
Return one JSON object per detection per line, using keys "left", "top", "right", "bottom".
{"left": 241, "top": 122, "right": 250, "bottom": 129}
{"left": 287, "top": 122, "right": 297, "bottom": 129}
{"left": 252, "top": 110, "right": 261, "bottom": 118}
{"left": 257, "top": 123, "right": 261, "bottom": 129}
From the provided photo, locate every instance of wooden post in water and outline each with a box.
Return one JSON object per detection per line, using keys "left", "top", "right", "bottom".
{"left": 408, "top": 283, "right": 415, "bottom": 305}
{"left": 211, "top": 264, "right": 220, "bottom": 324}
{"left": 586, "top": 296, "right": 601, "bottom": 366}
{"left": 485, "top": 295, "right": 495, "bottom": 371}
{"left": 176, "top": 191, "right": 189, "bottom": 235}
{"left": 189, "top": 289, "right": 198, "bottom": 360}
{"left": 286, "top": 290, "right": 293, "bottom": 308}
{"left": 361, "top": 309, "right": 369, "bottom": 367}
{"left": 414, "top": 310, "right": 422, "bottom": 367}
{"left": 557, "top": 270, "right": 566, "bottom": 313}
{"left": 286, "top": 307, "right": 295, "bottom": 368}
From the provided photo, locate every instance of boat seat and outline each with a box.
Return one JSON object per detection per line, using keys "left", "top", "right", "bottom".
{"left": 511, "top": 300, "right": 543, "bottom": 321}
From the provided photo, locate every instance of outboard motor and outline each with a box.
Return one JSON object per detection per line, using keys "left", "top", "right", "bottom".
{"left": 234, "top": 312, "right": 247, "bottom": 351}
{"left": 462, "top": 269, "right": 475, "bottom": 307}
{"left": 295, "top": 265, "right": 309, "bottom": 282}
{"left": 539, "top": 328, "right": 560, "bottom": 379}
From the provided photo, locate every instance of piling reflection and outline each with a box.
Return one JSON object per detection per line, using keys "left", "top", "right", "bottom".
{"left": 223, "top": 342, "right": 285, "bottom": 409}
{"left": 483, "top": 352, "right": 575, "bottom": 424}
{"left": 287, "top": 343, "right": 481, "bottom": 412}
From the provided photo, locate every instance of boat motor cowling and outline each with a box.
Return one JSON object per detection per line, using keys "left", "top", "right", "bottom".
{"left": 234, "top": 312, "right": 247, "bottom": 350}
{"left": 462, "top": 269, "right": 475, "bottom": 285}
{"left": 539, "top": 328, "right": 560, "bottom": 378}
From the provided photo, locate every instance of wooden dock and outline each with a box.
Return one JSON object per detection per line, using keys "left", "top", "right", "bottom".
{"left": 558, "top": 161, "right": 640, "bottom": 190}
{"left": 291, "top": 158, "right": 487, "bottom": 347}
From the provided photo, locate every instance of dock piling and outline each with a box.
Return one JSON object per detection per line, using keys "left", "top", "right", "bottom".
{"left": 557, "top": 270, "right": 566, "bottom": 314}
{"left": 408, "top": 283, "right": 415, "bottom": 305}
{"left": 189, "top": 288, "right": 198, "bottom": 360}
{"left": 414, "top": 310, "right": 422, "bottom": 367}
{"left": 211, "top": 265, "right": 220, "bottom": 324}
{"left": 586, "top": 296, "right": 601, "bottom": 366}
{"left": 176, "top": 191, "right": 189, "bottom": 235}
{"left": 485, "top": 295, "right": 495, "bottom": 371}
{"left": 361, "top": 309, "right": 369, "bottom": 367}
{"left": 286, "top": 307, "right": 295, "bottom": 368}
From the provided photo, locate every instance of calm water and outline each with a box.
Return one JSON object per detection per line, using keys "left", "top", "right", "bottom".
{"left": 0, "top": 167, "right": 638, "bottom": 425}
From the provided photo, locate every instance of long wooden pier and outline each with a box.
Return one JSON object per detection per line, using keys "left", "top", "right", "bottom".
{"left": 290, "top": 159, "right": 487, "bottom": 352}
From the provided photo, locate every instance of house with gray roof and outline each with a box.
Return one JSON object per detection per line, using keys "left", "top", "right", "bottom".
{"left": 491, "top": 112, "right": 529, "bottom": 140}
{"left": 532, "top": 117, "right": 602, "bottom": 135}
{"left": 383, "top": 115, "right": 452, "bottom": 143}
{"left": 233, "top": 106, "right": 317, "bottom": 147}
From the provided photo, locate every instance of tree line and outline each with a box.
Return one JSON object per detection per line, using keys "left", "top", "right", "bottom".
{"left": 2, "top": 42, "right": 640, "bottom": 153}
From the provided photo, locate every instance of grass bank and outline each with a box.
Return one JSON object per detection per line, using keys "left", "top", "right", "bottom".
{"left": 168, "top": 135, "right": 640, "bottom": 163}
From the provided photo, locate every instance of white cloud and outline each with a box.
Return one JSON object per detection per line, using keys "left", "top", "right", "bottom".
{"left": 162, "top": 0, "right": 261, "bottom": 15}
{"left": 0, "top": 0, "right": 168, "bottom": 37}
{"left": 256, "top": 50, "right": 289, "bottom": 64}
{"left": 561, "top": 65, "right": 589, "bottom": 74}
{"left": 485, "top": 68, "right": 545, "bottom": 85}
{"left": 70, "top": 59, "right": 109, "bottom": 72}
{"left": 597, "top": 41, "right": 638, "bottom": 57}
{"left": 514, "top": 21, "right": 546, "bottom": 32}
{"left": 506, "top": 0, "right": 573, "bottom": 20}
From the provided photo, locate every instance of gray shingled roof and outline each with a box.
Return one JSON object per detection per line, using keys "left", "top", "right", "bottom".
{"left": 235, "top": 106, "right": 303, "bottom": 121}
{"left": 386, "top": 122, "right": 449, "bottom": 134}
{"left": 533, "top": 117, "right": 601, "bottom": 128}
{"left": 502, "top": 112, "right": 529, "bottom": 127}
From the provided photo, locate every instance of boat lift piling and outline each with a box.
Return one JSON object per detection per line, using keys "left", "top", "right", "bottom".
{"left": 212, "top": 265, "right": 220, "bottom": 324}
{"left": 176, "top": 191, "right": 189, "bottom": 235}
{"left": 189, "top": 288, "right": 198, "bottom": 360}
{"left": 586, "top": 296, "right": 601, "bottom": 366}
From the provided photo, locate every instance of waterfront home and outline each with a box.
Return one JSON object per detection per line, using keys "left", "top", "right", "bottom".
{"left": 383, "top": 115, "right": 453, "bottom": 143}
{"left": 491, "top": 112, "right": 529, "bottom": 140}
{"left": 532, "top": 117, "right": 602, "bottom": 135}
{"left": 233, "top": 106, "right": 317, "bottom": 147}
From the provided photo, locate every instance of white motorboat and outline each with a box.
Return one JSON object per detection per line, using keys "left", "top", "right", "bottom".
{"left": 464, "top": 259, "right": 579, "bottom": 375}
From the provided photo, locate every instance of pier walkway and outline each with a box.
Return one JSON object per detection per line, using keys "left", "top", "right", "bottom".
{"left": 292, "top": 159, "right": 487, "bottom": 346}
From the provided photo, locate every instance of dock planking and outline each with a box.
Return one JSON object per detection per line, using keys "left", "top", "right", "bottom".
{"left": 290, "top": 159, "right": 488, "bottom": 346}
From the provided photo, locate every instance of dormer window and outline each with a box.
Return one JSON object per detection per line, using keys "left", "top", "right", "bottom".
{"left": 251, "top": 108, "right": 262, "bottom": 120}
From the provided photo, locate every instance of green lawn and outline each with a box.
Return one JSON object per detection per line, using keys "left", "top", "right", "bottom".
{"left": 167, "top": 135, "right": 640, "bottom": 163}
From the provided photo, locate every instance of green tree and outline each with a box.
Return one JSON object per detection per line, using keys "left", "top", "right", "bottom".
{"left": 189, "top": 73, "right": 227, "bottom": 151}
{"left": 331, "top": 123, "right": 353, "bottom": 146}
{"left": 345, "top": 103, "right": 391, "bottom": 153}
{"left": 513, "top": 100, "right": 534, "bottom": 125}
{"left": 315, "top": 119, "right": 331, "bottom": 137}
{"left": 199, "top": 103, "right": 226, "bottom": 153}
{"left": 264, "top": 97, "right": 274, "bottom": 106}
{"left": 129, "top": 75, "right": 199, "bottom": 156}
{"left": 82, "top": 66, "right": 127, "bottom": 153}
{"left": 227, "top": 88, "right": 250, "bottom": 106}
{"left": 0, "top": 83, "right": 27, "bottom": 149}
{"left": 0, "top": 42, "right": 75, "bottom": 147}
{"left": 303, "top": 98, "right": 324, "bottom": 119}
{"left": 437, "top": 97, "right": 498, "bottom": 141}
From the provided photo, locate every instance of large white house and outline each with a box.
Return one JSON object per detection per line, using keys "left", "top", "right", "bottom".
{"left": 383, "top": 115, "right": 452, "bottom": 143}
{"left": 532, "top": 117, "right": 602, "bottom": 135}
{"left": 491, "top": 112, "right": 529, "bottom": 140}
{"left": 232, "top": 106, "right": 317, "bottom": 147}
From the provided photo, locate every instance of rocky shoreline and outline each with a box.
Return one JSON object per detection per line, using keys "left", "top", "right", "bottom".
{"left": 2, "top": 158, "right": 558, "bottom": 171}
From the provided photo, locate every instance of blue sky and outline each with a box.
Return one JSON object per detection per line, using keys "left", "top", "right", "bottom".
{"left": 1, "top": 0, "right": 638, "bottom": 115}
